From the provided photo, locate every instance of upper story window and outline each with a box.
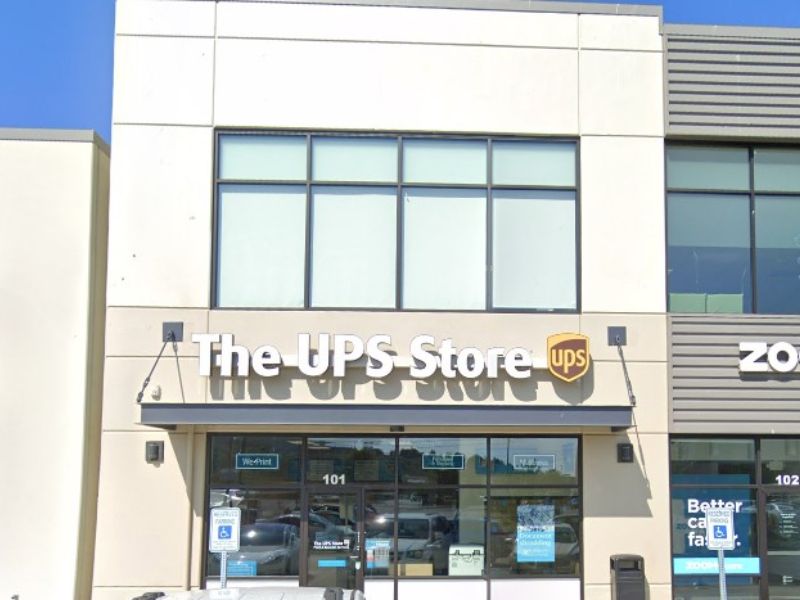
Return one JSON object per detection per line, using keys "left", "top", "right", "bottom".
{"left": 667, "top": 145, "right": 800, "bottom": 314}
{"left": 214, "top": 132, "right": 578, "bottom": 311}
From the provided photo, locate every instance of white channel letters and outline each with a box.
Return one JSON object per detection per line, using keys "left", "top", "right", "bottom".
{"left": 193, "top": 333, "right": 544, "bottom": 380}
{"left": 739, "top": 341, "right": 800, "bottom": 373}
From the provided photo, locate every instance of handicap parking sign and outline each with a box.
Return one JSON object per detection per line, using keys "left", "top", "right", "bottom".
{"left": 209, "top": 508, "right": 241, "bottom": 552}
{"left": 713, "top": 525, "right": 727, "bottom": 539}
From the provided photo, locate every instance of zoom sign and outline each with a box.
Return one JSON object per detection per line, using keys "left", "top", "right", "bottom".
{"left": 739, "top": 341, "right": 800, "bottom": 373}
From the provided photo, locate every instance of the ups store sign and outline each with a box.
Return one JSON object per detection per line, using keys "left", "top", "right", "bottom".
{"left": 192, "top": 331, "right": 591, "bottom": 383}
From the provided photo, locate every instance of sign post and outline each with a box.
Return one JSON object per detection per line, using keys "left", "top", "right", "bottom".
{"left": 209, "top": 507, "right": 241, "bottom": 589}
{"left": 705, "top": 508, "right": 735, "bottom": 600}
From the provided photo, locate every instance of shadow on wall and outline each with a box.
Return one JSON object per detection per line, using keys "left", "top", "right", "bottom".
{"left": 583, "top": 432, "right": 654, "bottom": 518}
{"left": 208, "top": 363, "right": 591, "bottom": 405}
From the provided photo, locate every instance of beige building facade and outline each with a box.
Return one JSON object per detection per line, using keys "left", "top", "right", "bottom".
{"left": 0, "top": 129, "right": 110, "bottom": 600}
{"left": 94, "top": 2, "right": 671, "bottom": 599}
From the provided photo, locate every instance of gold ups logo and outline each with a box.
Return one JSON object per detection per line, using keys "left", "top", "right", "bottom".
{"left": 547, "top": 333, "right": 590, "bottom": 383}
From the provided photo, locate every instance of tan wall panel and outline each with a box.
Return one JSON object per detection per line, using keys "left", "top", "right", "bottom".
{"left": 93, "top": 432, "right": 193, "bottom": 588}
{"left": 579, "top": 314, "right": 667, "bottom": 363}
{"left": 582, "top": 434, "right": 671, "bottom": 587}
{"left": 105, "top": 307, "right": 209, "bottom": 357}
{"left": 103, "top": 357, "right": 206, "bottom": 432}
{"left": 588, "top": 362, "right": 668, "bottom": 433}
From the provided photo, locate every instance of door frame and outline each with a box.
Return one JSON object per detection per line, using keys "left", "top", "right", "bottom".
{"left": 301, "top": 486, "right": 366, "bottom": 591}
{"left": 759, "top": 486, "right": 800, "bottom": 600}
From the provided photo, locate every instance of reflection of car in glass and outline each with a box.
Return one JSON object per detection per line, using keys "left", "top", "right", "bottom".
{"left": 271, "top": 511, "right": 355, "bottom": 537}
{"left": 210, "top": 523, "right": 299, "bottom": 576}
{"left": 370, "top": 513, "right": 453, "bottom": 573}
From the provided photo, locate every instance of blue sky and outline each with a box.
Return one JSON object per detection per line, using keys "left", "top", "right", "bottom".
{"left": 2, "top": 0, "right": 800, "bottom": 143}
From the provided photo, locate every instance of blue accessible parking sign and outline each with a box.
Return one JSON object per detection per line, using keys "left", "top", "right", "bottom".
{"left": 218, "top": 525, "right": 232, "bottom": 539}
{"left": 713, "top": 525, "right": 727, "bottom": 539}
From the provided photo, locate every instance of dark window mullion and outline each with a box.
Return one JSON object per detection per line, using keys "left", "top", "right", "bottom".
{"left": 749, "top": 147, "right": 758, "bottom": 314}
{"left": 487, "top": 139, "right": 493, "bottom": 310}
{"left": 397, "top": 136, "right": 403, "bottom": 310}
{"left": 304, "top": 134, "right": 312, "bottom": 309}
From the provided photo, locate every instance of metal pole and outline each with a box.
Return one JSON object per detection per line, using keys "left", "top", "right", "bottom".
{"left": 718, "top": 548, "right": 728, "bottom": 600}
{"left": 221, "top": 550, "right": 228, "bottom": 589}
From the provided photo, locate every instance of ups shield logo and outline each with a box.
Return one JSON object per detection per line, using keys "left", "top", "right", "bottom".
{"left": 547, "top": 333, "right": 590, "bottom": 383}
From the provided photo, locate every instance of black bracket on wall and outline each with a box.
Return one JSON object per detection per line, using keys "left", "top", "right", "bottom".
{"left": 135, "top": 321, "right": 186, "bottom": 406}
{"left": 608, "top": 326, "right": 636, "bottom": 407}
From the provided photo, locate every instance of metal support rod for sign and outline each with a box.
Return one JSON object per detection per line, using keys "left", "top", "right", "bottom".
{"left": 718, "top": 548, "right": 728, "bottom": 600}
{"left": 220, "top": 550, "right": 228, "bottom": 589}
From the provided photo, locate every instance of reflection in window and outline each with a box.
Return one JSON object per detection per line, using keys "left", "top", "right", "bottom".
{"left": 399, "top": 438, "right": 487, "bottom": 486}
{"left": 755, "top": 195, "right": 800, "bottom": 314}
{"left": 667, "top": 143, "right": 800, "bottom": 314}
{"left": 670, "top": 439, "right": 755, "bottom": 483}
{"left": 209, "top": 435, "right": 301, "bottom": 486}
{"left": 488, "top": 489, "right": 580, "bottom": 576}
{"left": 762, "top": 439, "right": 800, "bottom": 485}
{"left": 306, "top": 437, "right": 395, "bottom": 484}
{"left": 490, "top": 438, "right": 578, "bottom": 485}
{"left": 207, "top": 490, "right": 300, "bottom": 577}
{"left": 667, "top": 193, "right": 751, "bottom": 314}
{"left": 215, "top": 133, "right": 577, "bottom": 311}
{"left": 395, "top": 489, "right": 485, "bottom": 577}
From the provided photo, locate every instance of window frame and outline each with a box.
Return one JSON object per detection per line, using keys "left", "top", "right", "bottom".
{"left": 665, "top": 141, "right": 800, "bottom": 315}
{"left": 202, "top": 433, "right": 583, "bottom": 585}
{"left": 211, "top": 130, "right": 581, "bottom": 313}
{"left": 668, "top": 435, "right": 800, "bottom": 600}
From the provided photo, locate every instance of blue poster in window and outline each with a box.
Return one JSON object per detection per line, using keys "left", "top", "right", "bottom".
{"left": 671, "top": 475, "right": 760, "bottom": 577}
{"left": 517, "top": 504, "right": 555, "bottom": 563}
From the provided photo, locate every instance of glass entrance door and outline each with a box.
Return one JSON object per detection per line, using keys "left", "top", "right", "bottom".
{"left": 305, "top": 490, "right": 362, "bottom": 590}
{"left": 765, "top": 491, "right": 800, "bottom": 599}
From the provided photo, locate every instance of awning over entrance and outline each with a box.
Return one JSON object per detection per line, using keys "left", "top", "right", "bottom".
{"left": 139, "top": 403, "right": 632, "bottom": 428}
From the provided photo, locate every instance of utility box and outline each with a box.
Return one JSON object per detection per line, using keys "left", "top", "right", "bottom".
{"left": 610, "top": 554, "right": 645, "bottom": 600}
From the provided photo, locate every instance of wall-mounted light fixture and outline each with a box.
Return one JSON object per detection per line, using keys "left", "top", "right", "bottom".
{"left": 617, "top": 442, "right": 634, "bottom": 463}
{"left": 145, "top": 440, "right": 165, "bottom": 464}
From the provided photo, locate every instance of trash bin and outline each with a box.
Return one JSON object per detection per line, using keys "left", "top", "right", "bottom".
{"left": 610, "top": 554, "right": 645, "bottom": 600}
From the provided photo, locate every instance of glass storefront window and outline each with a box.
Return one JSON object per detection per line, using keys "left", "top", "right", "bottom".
{"left": 306, "top": 437, "right": 395, "bottom": 484}
{"left": 399, "top": 438, "right": 488, "bottom": 485}
{"left": 491, "top": 438, "right": 578, "bottom": 485}
{"left": 395, "top": 488, "right": 486, "bottom": 577}
{"left": 488, "top": 488, "right": 580, "bottom": 577}
{"left": 670, "top": 437, "right": 800, "bottom": 600}
{"left": 206, "top": 435, "right": 580, "bottom": 583}
{"left": 762, "top": 439, "right": 800, "bottom": 486}
{"left": 670, "top": 439, "right": 755, "bottom": 483}
{"left": 206, "top": 490, "right": 301, "bottom": 577}
{"left": 209, "top": 435, "right": 301, "bottom": 486}
{"left": 365, "top": 491, "right": 397, "bottom": 578}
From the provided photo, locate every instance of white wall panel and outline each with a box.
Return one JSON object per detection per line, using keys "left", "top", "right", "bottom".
{"left": 217, "top": 2, "right": 577, "bottom": 48}
{"left": 580, "top": 136, "right": 665, "bottom": 313}
{"left": 579, "top": 50, "right": 664, "bottom": 136}
{"left": 491, "top": 578, "right": 580, "bottom": 600}
{"left": 398, "top": 579, "right": 486, "bottom": 600}
{"left": 106, "top": 125, "right": 213, "bottom": 307}
{"left": 214, "top": 39, "right": 578, "bottom": 135}
{"left": 113, "top": 36, "right": 214, "bottom": 125}
{"left": 116, "top": 0, "right": 215, "bottom": 37}
{"left": 364, "top": 580, "right": 395, "bottom": 600}
{"left": 579, "top": 15, "right": 662, "bottom": 51}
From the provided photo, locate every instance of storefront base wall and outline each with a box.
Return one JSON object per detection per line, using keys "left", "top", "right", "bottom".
{"left": 583, "top": 434, "right": 672, "bottom": 600}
